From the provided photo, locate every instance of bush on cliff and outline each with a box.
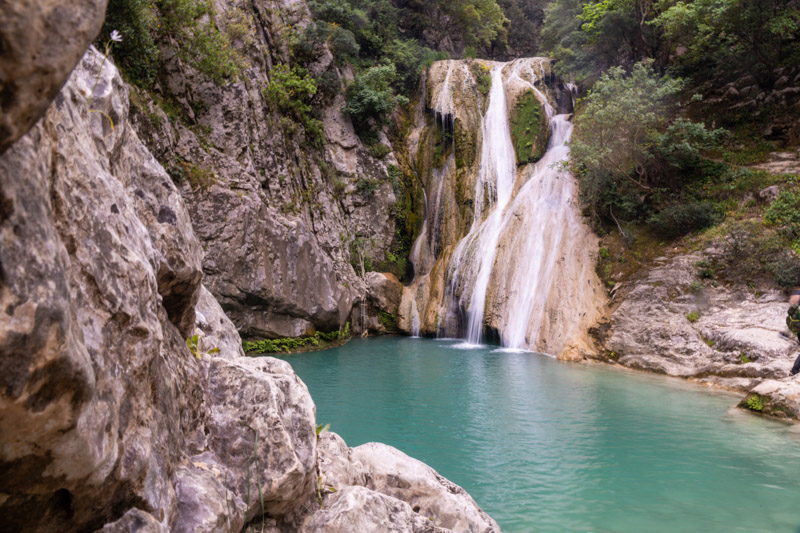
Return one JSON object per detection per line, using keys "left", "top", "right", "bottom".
{"left": 101, "top": 0, "right": 246, "bottom": 87}
{"left": 344, "top": 64, "right": 409, "bottom": 129}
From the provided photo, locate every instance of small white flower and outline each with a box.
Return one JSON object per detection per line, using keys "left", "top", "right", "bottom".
{"left": 110, "top": 30, "right": 122, "bottom": 43}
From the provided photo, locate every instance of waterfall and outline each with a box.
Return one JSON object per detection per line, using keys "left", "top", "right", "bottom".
{"left": 410, "top": 299, "right": 421, "bottom": 337}
{"left": 403, "top": 58, "right": 603, "bottom": 355}
{"left": 495, "top": 115, "right": 576, "bottom": 350}
{"left": 446, "top": 64, "right": 518, "bottom": 345}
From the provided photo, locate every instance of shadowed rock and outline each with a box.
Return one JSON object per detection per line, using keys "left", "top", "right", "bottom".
{"left": 0, "top": 0, "right": 108, "bottom": 154}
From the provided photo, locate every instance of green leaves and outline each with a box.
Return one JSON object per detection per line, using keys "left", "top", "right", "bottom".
{"left": 571, "top": 63, "right": 724, "bottom": 228}
{"left": 186, "top": 334, "right": 219, "bottom": 359}
{"left": 264, "top": 64, "right": 324, "bottom": 146}
{"left": 242, "top": 328, "right": 348, "bottom": 354}
{"left": 344, "top": 64, "right": 409, "bottom": 128}
{"left": 186, "top": 334, "right": 200, "bottom": 359}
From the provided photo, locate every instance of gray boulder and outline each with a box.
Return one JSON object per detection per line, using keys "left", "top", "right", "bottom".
{"left": 0, "top": 0, "right": 108, "bottom": 153}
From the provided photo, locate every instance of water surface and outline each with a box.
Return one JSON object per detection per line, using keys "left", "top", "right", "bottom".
{"left": 279, "top": 337, "right": 800, "bottom": 532}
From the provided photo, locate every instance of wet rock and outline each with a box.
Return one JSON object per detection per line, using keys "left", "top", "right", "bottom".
{"left": 0, "top": 0, "right": 108, "bottom": 153}
{"left": 353, "top": 272, "right": 404, "bottom": 334}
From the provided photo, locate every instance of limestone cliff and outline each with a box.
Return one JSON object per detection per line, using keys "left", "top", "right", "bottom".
{"left": 0, "top": 40, "right": 498, "bottom": 533}
{"left": 126, "top": 0, "right": 402, "bottom": 339}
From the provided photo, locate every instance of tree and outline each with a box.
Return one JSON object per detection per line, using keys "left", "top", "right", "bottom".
{"left": 653, "top": 0, "right": 800, "bottom": 89}
{"left": 343, "top": 64, "right": 409, "bottom": 128}
{"left": 570, "top": 63, "right": 721, "bottom": 223}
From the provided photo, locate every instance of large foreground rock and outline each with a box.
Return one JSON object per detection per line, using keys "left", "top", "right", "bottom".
{"left": 0, "top": 46, "right": 500, "bottom": 531}
{"left": 0, "top": 0, "right": 108, "bottom": 153}
{"left": 301, "top": 433, "right": 501, "bottom": 533}
{"left": 0, "top": 47, "right": 318, "bottom": 531}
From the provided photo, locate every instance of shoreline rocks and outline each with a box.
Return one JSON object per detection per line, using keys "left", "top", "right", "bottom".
{"left": 598, "top": 252, "right": 800, "bottom": 421}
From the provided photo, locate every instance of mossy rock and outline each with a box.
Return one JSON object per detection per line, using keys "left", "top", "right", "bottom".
{"left": 510, "top": 90, "right": 549, "bottom": 166}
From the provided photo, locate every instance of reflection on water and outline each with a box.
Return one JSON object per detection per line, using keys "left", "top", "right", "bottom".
{"left": 278, "top": 337, "right": 800, "bottom": 533}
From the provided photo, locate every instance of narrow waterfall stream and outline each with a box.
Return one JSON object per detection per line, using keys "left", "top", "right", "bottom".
{"left": 447, "top": 63, "right": 518, "bottom": 345}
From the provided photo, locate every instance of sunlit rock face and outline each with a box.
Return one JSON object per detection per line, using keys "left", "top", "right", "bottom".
{"left": 398, "top": 59, "right": 606, "bottom": 358}
{"left": 0, "top": 48, "right": 317, "bottom": 532}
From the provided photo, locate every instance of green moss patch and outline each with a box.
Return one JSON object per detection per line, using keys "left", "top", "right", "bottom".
{"left": 510, "top": 90, "right": 549, "bottom": 166}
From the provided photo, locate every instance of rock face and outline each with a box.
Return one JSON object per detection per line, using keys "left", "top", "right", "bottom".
{"left": 0, "top": 45, "right": 499, "bottom": 532}
{"left": 0, "top": 0, "right": 108, "bottom": 153}
{"left": 128, "top": 0, "right": 400, "bottom": 339}
{"left": 601, "top": 252, "right": 800, "bottom": 419}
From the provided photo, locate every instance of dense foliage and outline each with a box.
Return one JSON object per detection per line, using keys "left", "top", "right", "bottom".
{"left": 540, "top": 0, "right": 800, "bottom": 86}
{"left": 101, "top": 0, "right": 247, "bottom": 87}
{"left": 243, "top": 327, "right": 349, "bottom": 354}
{"left": 571, "top": 63, "right": 724, "bottom": 229}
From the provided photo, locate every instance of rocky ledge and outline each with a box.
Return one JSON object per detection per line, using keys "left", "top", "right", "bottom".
{"left": 598, "top": 252, "right": 800, "bottom": 420}
{"left": 0, "top": 46, "right": 498, "bottom": 532}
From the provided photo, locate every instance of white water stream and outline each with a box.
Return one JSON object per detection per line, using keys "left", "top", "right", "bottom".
{"left": 448, "top": 64, "right": 517, "bottom": 345}
{"left": 442, "top": 60, "right": 585, "bottom": 350}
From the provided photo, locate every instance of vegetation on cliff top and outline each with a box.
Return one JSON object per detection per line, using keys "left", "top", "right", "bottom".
{"left": 510, "top": 90, "right": 549, "bottom": 165}
{"left": 101, "top": 0, "right": 247, "bottom": 86}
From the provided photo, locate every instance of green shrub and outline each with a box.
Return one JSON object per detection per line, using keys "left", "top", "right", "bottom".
{"left": 101, "top": 0, "right": 160, "bottom": 87}
{"left": 355, "top": 177, "right": 380, "bottom": 195}
{"left": 686, "top": 310, "right": 700, "bottom": 323}
{"left": 344, "top": 64, "right": 409, "bottom": 129}
{"left": 745, "top": 395, "right": 764, "bottom": 412}
{"left": 765, "top": 189, "right": 800, "bottom": 227}
{"left": 243, "top": 328, "right": 346, "bottom": 354}
{"left": 571, "top": 63, "right": 723, "bottom": 225}
{"left": 264, "top": 64, "right": 324, "bottom": 145}
{"left": 771, "top": 250, "right": 800, "bottom": 287}
{"left": 102, "top": 0, "right": 245, "bottom": 87}
{"left": 649, "top": 202, "right": 723, "bottom": 238}
{"left": 378, "top": 311, "right": 398, "bottom": 330}
{"left": 385, "top": 39, "right": 429, "bottom": 92}
{"left": 369, "top": 143, "right": 391, "bottom": 159}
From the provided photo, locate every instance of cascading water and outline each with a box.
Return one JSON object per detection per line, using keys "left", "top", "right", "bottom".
{"left": 446, "top": 64, "right": 517, "bottom": 345}
{"left": 401, "top": 58, "right": 604, "bottom": 356}
{"left": 494, "top": 115, "right": 578, "bottom": 350}
{"left": 410, "top": 300, "right": 421, "bottom": 337}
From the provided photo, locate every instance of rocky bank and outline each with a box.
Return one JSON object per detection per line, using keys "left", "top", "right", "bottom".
{"left": 597, "top": 252, "right": 800, "bottom": 420}
{"left": 0, "top": 12, "right": 498, "bottom": 533}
